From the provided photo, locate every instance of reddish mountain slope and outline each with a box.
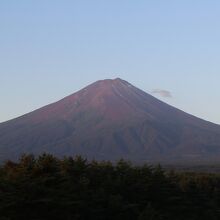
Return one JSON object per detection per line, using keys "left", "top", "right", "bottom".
{"left": 0, "top": 78, "right": 220, "bottom": 162}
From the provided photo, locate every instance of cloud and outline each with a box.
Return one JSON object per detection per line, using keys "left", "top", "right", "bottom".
{"left": 151, "top": 89, "right": 172, "bottom": 98}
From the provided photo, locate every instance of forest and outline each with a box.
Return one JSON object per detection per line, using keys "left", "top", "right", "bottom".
{"left": 0, "top": 154, "right": 220, "bottom": 220}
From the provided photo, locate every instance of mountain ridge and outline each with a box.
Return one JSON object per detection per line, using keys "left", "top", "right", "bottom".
{"left": 0, "top": 78, "right": 220, "bottom": 163}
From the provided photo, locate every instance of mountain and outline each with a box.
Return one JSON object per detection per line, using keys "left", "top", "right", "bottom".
{"left": 0, "top": 78, "right": 220, "bottom": 163}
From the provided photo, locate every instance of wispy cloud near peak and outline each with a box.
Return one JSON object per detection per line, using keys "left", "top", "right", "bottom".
{"left": 151, "top": 89, "right": 172, "bottom": 98}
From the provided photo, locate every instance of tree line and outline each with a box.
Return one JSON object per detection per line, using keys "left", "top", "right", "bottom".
{"left": 0, "top": 154, "right": 220, "bottom": 219}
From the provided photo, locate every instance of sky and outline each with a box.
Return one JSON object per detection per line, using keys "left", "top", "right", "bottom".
{"left": 0, "top": 0, "right": 220, "bottom": 124}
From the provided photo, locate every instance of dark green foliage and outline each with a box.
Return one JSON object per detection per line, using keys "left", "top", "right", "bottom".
{"left": 0, "top": 154, "right": 220, "bottom": 220}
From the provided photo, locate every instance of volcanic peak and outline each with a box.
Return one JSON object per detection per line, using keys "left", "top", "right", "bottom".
{"left": 91, "top": 78, "right": 130, "bottom": 88}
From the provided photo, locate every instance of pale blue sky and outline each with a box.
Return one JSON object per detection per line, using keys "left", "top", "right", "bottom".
{"left": 0, "top": 1, "right": 220, "bottom": 124}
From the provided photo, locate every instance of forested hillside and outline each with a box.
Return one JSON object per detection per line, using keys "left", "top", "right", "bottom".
{"left": 0, "top": 154, "right": 220, "bottom": 220}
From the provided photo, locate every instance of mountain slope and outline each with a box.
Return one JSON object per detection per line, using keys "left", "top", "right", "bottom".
{"left": 0, "top": 78, "right": 220, "bottom": 162}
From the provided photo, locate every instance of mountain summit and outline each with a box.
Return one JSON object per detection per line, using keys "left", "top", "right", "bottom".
{"left": 0, "top": 78, "right": 220, "bottom": 162}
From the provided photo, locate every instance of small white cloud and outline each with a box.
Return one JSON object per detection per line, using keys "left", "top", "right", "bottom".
{"left": 151, "top": 89, "right": 172, "bottom": 98}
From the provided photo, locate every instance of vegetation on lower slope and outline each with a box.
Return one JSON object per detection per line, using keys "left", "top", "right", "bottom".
{"left": 0, "top": 154, "right": 220, "bottom": 220}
